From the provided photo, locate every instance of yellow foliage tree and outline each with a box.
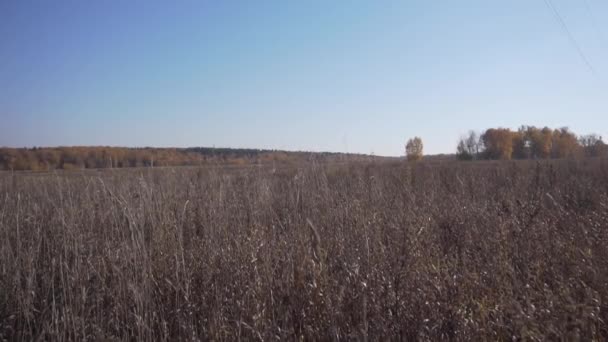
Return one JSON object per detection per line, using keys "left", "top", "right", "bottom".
{"left": 405, "top": 137, "right": 424, "bottom": 161}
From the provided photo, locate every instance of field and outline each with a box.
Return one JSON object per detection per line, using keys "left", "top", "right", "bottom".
{"left": 1, "top": 159, "right": 608, "bottom": 340}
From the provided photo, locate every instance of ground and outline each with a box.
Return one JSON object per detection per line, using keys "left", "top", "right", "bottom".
{"left": 1, "top": 159, "right": 607, "bottom": 340}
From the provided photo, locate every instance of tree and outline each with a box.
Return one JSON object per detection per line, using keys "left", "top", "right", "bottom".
{"left": 456, "top": 140, "right": 472, "bottom": 161}
{"left": 456, "top": 131, "right": 481, "bottom": 160}
{"left": 512, "top": 127, "right": 529, "bottom": 159}
{"left": 527, "top": 127, "right": 553, "bottom": 159}
{"left": 551, "top": 127, "right": 581, "bottom": 159}
{"left": 481, "top": 128, "right": 514, "bottom": 160}
{"left": 579, "top": 134, "right": 607, "bottom": 158}
{"left": 405, "top": 137, "right": 424, "bottom": 161}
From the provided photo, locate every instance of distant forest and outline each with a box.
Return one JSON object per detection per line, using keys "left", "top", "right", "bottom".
{"left": 0, "top": 146, "right": 371, "bottom": 171}
{"left": 2, "top": 125, "right": 607, "bottom": 171}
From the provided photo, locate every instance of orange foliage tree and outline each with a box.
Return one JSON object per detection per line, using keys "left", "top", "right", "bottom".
{"left": 551, "top": 127, "right": 581, "bottom": 159}
{"left": 481, "top": 128, "right": 514, "bottom": 160}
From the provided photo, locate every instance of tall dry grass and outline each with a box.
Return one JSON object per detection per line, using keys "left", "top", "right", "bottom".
{"left": 1, "top": 159, "right": 608, "bottom": 340}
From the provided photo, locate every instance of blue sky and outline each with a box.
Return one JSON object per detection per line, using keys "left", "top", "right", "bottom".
{"left": 1, "top": 0, "right": 607, "bottom": 156}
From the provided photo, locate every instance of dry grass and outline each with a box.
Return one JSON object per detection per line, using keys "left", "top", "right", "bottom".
{"left": 1, "top": 159, "right": 608, "bottom": 340}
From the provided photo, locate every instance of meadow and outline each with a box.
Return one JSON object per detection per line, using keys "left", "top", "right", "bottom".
{"left": 1, "top": 159, "right": 607, "bottom": 340}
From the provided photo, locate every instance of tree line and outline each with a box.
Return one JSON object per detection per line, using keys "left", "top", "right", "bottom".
{"left": 0, "top": 146, "right": 370, "bottom": 171}
{"left": 456, "top": 126, "right": 607, "bottom": 161}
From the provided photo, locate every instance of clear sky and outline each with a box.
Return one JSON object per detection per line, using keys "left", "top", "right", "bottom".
{"left": 1, "top": 0, "right": 607, "bottom": 156}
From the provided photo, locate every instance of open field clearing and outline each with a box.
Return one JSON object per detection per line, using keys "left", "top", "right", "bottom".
{"left": 1, "top": 159, "right": 608, "bottom": 340}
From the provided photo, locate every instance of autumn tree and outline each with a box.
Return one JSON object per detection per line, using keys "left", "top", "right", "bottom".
{"left": 481, "top": 128, "right": 514, "bottom": 160}
{"left": 528, "top": 127, "right": 553, "bottom": 159}
{"left": 512, "top": 127, "right": 529, "bottom": 159}
{"left": 405, "top": 137, "right": 424, "bottom": 161}
{"left": 551, "top": 127, "right": 581, "bottom": 159}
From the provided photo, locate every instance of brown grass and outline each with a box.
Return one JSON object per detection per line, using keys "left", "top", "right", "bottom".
{"left": 1, "top": 159, "right": 608, "bottom": 340}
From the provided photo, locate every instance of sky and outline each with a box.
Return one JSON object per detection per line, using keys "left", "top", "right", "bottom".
{"left": 1, "top": 0, "right": 607, "bottom": 156}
